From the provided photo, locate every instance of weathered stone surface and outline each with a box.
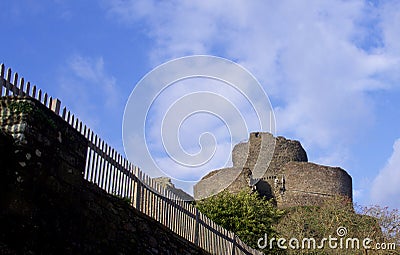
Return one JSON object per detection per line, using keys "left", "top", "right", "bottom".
{"left": 194, "top": 132, "right": 352, "bottom": 208}
{"left": 0, "top": 97, "right": 209, "bottom": 255}
{"left": 232, "top": 132, "right": 308, "bottom": 172}
{"left": 263, "top": 134, "right": 308, "bottom": 175}
{"left": 193, "top": 167, "right": 243, "bottom": 200}
{"left": 153, "top": 177, "right": 194, "bottom": 201}
{"left": 0, "top": 97, "right": 87, "bottom": 187}
{"left": 279, "top": 161, "right": 353, "bottom": 207}
{"left": 194, "top": 132, "right": 308, "bottom": 200}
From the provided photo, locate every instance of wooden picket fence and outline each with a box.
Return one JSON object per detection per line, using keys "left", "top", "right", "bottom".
{"left": 0, "top": 63, "right": 264, "bottom": 255}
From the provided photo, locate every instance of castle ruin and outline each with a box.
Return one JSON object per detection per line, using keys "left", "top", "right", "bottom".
{"left": 194, "top": 132, "right": 352, "bottom": 207}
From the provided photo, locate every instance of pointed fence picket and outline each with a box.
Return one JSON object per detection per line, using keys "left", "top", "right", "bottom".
{"left": 0, "top": 63, "right": 264, "bottom": 255}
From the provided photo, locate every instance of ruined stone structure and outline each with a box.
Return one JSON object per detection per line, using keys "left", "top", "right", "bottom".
{"left": 153, "top": 177, "right": 194, "bottom": 201}
{"left": 194, "top": 132, "right": 352, "bottom": 207}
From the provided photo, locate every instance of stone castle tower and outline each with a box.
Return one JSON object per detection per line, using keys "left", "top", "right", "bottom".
{"left": 194, "top": 132, "right": 352, "bottom": 207}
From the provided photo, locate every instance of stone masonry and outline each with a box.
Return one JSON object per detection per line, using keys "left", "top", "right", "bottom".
{"left": 194, "top": 132, "right": 352, "bottom": 207}
{"left": 0, "top": 97, "right": 209, "bottom": 255}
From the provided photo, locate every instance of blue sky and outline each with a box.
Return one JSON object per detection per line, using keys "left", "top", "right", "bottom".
{"left": 1, "top": 0, "right": 399, "bottom": 209}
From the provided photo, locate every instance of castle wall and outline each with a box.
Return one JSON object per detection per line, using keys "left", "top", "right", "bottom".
{"left": 195, "top": 132, "right": 353, "bottom": 209}
{"left": 232, "top": 141, "right": 249, "bottom": 167}
{"left": 279, "top": 162, "right": 353, "bottom": 207}
{"left": 231, "top": 132, "right": 307, "bottom": 179}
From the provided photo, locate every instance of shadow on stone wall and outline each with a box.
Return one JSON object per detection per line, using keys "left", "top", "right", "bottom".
{"left": 0, "top": 97, "right": 209, "bottom": 255}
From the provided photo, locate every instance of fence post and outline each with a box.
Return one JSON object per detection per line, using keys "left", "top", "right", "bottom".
{"left": 194, "top": 208, "right": 200, "bottom": 246}
{"left": 0, "top": 64, "right": 4, "bottom": 95}
{"left": 135, "top": 179, "right": 142, "bottom": 211}
{"left": 5, "top": 68, "right": 11, "bottom": 95}
{"left": 50, "top": 98, "right": 61, "bottom": 115}
{"left": 12, "top": 72, "right": 18, "bottom": 95}
{"left": 232, "top": 234, "right": 236, "bottom": 255}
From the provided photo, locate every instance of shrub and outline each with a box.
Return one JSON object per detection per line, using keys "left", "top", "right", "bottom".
{"left": 196, "top": 189, "right": 284, "bottom": 252}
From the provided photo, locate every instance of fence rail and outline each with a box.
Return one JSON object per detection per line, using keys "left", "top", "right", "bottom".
{"left": 0, "top": 63, "right": 264, "bottom": 255}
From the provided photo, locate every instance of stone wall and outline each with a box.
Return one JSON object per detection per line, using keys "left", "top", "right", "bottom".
{"left": 0, "top": 97, "right": 209, "bottom": 255}
{"left": 153, "top": 177, "right": 194, "bottom": 201}
{"left": 194, "top": 132, "right": 308, "bottom": 200}
{"left": 279, "top": 162, "right": 353, "bottom": 207}
{"left": 194, "top": 132, "right": 353, "bottom": 208}
{"left": 0, "top": 97, "right": 88, "bottom": 187}
{"left": 196, "top": 133, "right": 278, "bottom": 199}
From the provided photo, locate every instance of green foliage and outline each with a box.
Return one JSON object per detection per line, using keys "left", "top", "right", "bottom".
{"left": 274, "top": 196, "right": 395, "bottom": 254}
{"left": 196, "top": 189, "right": 284, "bottom": 250}
{"left": 111, "top": 190, "right": 132, "bottom": 206}
{"left": 8, "top": 101, "right": 57, "bottom": 129}
{"left": 8, "top": 101, "right": 34, "bottom": 114}
{"left": 196, "top": 193, "right": 399, "bottom": 254}
{"left": 121, "top": 196, "right": 132, "bottom": 205}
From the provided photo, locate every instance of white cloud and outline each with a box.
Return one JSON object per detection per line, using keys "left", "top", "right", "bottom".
{"left": 57, "top": 55, "right": 123, "bottom": 138}
{"left": 370, "top": 139, "right": 400, "bottom": 209}
{"left": 379, "top": 1, "right": 400, "bottom": 56}
{"left": 105, "top": 0, "right": 399, "bottom": 153}
{"left": 122, "top": 57, "right": 274, "bottom": 185}
{"left": 353, "top": 189, "right": 364, "bottom": 200}
{"left": 68, "top": 55, "right": 120, "bottom": 108}
{"left": 315, "top": 146, "right": 351, "bottom": 168}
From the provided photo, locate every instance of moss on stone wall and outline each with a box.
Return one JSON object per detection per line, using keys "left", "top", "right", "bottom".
{"left": 7, "top": 100, "right": 56, "bottom": 129}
